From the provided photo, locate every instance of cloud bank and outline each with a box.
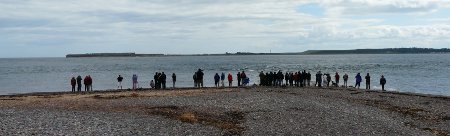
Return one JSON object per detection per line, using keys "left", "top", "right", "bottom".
{"left": 0, "top": 0, "right": 449, "bottom": 57}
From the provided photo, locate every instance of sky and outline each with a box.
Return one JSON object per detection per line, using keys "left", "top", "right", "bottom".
{"left": 1, "top": 0, "right": 450, "bottom": 58}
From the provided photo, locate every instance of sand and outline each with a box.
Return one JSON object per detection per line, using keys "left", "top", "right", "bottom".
{"left": 0, "top": 86, "right": 449, "bottom": 136}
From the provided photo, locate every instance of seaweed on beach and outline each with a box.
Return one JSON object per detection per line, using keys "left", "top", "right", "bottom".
{"left": 146, "top": 106, "right": 245, "bottom": 136}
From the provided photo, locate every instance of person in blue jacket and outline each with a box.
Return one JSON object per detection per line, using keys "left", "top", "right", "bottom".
{"left": 220, "top": 72, "right": 225, "bottom": 87}
{"left": 214, "top": 73, "right": 220, "bottom": 87}
{"left": 355, "top": 73, "right": 362, "bottom": 89}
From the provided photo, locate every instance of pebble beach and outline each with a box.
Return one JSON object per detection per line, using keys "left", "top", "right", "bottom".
{"left": 0, "top": 87, "right": 449, "bottom": 135}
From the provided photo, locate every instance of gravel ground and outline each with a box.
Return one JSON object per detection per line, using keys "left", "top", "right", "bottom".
{"left": 0, "top": 87, "right": 449, "bottom": 136}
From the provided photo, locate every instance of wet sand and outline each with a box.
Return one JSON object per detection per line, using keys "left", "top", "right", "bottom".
{"left": 0, "top": 87, "right": 449, "bottom": 135}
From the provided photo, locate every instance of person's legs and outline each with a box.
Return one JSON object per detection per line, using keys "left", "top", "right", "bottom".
{"left": 382, "top": 84, "right": 385, "bottom": 91}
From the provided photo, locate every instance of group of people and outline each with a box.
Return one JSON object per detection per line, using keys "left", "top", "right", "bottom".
{"left": 211, "top": 71, "right": 249, "bottom": 88}
{"left": 70, "top": 75, "right": 93, "bottom": 92}
{"left": 125, "top": 72, "right": 177, "bottom": 90}
{"left": 314, "top": 71, "right": 387, "bottom": 91}
{"left": 259, "top": 70, "right": 312, "bottom": 87}
{"left": 70, "top": 69, "right": 388, "bottom": 91}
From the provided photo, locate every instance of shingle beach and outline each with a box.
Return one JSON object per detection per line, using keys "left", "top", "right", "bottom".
{"left": 1, "top": 87, "right": 449, "bottom": 136}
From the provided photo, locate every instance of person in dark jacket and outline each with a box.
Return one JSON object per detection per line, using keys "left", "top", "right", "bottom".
{"left": 88, "top": 75, "right": 93, "bottom": 91}
{"left": 380, "top": 75, "right": 386, "bottom": 91}
{"left": 326, "top": 74, "right": 331, "bottom": 87}
{"left": 335, "top": 72, "right": 340, "bottom": 87}
{"left": 365, "top": 73, "right": 371, "bottom": 90}
{"left": 315, "top": 71, "right": 322, "bottom": 87}
{"left": 193, "top": 72, "right": 198, "bottom": 87}
{"left": 241, "top": 71, "right": 247, "bottom": 82}
{"left": 259, "top": 71, "right": 265, "bottom": 86}
{"left": 237, "top": 72, "right": 242, "bottom": 86}
{"left": 289, "top": 72, "right": 294, "bottom": 86}
{"left": 76, "top": 75, "right": 82, "bottom": 91}
{"left": 70, "top": 77, "right": 76, "bottom": 92}
{"left": 343, "top": 73, "right": 349, "bottom": 87}
{"left": 172, "top": 73, "right": 176, "bottom": 88}
{"left": 355, "top": 73, "right": 362, "bottom": 89}
{"left": 153, "top": 72, "right": 160, "bottom": 89}
{"left": 284, "top": 72, "right": 289, "bottom": 86}
{"left": 214, "top": 73, "right": 220, "bottom": 87}
{"left": 117, "top": 75, "right": 123, "bottom": 89}
{"left": 161, "top": 72, "right": 167, "bottom": 89}
{"left": 84, "top": 75, "right": 89, "bottom": 91}
{"left": 196, "top": 69, "right": 204, "bottom": 88}
{"left": 307, "top": 72, "right": 311, "bottom": 86}
{"left": 220, "top": 72, "right": 225, "bottom": 87}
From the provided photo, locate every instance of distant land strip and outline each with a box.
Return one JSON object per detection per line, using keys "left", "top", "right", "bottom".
{"left": 66, "top": 48, "right": 450, "bottom": 58}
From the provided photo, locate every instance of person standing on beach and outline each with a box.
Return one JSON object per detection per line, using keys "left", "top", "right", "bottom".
{"left": 161, "top": 72, "right": 167, "bottom": 89}
{"left": 117, "top": 75, "right": 123, "bottom": 89}
{"left": 316, "top": 71, "right": 322, "bottom": 87}
{"left": 172, "top": 73, "right": 176, "bottom": 88}
{"left": 343, "top": 73, "right": 349, "bottom": 87}
{"left": 380, "top": 75, "right": 386, "bottom": 91}
{"left": 335, "top": 72, "right": 340, "bottom": 87}
{"left": 259, "top": 71, "right": 265, "bottom": 86}
{"left": 154, "top": 72, "right": 160, "bottom": 89}
{"left": 70, "top": 77, "right": 76, "bottom": 92}
{"left": 227, "top": 72, "right": 233, "bottom": 87}
{"left": 132, "top": 74, "right": 138, "bottom": 90}
{"left": 241, "top": 71, "right": 247, "bottom": 85}
{"left": 197, "top": 69, "right": 204, "bottom": 88}
{"left": 277, "top": 71, "right": 283, "bottom": 86}
{"left": 307, "top": 72, "right": 311, "bottom": 86}
{"left": 84, "top": 75, "right": 89, "bottom": 91}
{"left": 289, "top": 73, "right": 294, "bottom": 86}
{"left": 76, "top": 75, "right": 82, "bottom": 91}
{"left": 220, "top": 72, "right": 225, "bottom": 87}
{"left": 326, "top": 74, "right": 331, "bottom": 87}
{"left": 237, "top": 72, "right": 242, "bottom": 86}
{"left": 214, "top": 73, "right": 220, "bottom": 87}
{"left": 355, "top": 73, "right": 362, "bottom": 89}
{"left": 285, "top": 72, "right": 289, "bottom": 86}
{"left": 88, "top": 75, "right": 93, "bottom": 91}
{"left": 193, "top": 72, "right": 198, "bottom": 87}
{"left": 365, "top": 73, "right": 371, "bottom": 90}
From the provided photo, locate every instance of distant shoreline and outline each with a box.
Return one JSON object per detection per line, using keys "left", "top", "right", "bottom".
{"left": 66, "top": 48, "right": 450, "bottom": 58}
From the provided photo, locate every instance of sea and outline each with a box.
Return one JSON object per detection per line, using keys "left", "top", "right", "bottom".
{"left": 0, "top": 54, "right": 449, "bottom": 96}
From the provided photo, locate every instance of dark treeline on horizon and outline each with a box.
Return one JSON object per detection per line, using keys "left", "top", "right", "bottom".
{"left": 302, "top": 47, "right": 450, "bottom": 55}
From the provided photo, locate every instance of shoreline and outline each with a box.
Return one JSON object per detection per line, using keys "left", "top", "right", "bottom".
{"left": 1, "top": 86, "right": 449, "bottom": 100}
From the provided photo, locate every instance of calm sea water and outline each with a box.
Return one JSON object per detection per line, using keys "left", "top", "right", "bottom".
{"left": 0, "top": 54, "right": 449, "bottom": 96}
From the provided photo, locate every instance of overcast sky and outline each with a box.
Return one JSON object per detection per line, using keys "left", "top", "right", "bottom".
{"left": 1, "top": 0, "right": 450, "bottom": 57}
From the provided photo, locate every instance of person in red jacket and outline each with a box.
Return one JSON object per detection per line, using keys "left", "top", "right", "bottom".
{"left": 227, "top": 72, "right": 233, "bottom": 87}
{"left": 84, "top": 75, "right": 89, "bottom": 91}
{"left": 70, "top": 77, "right": 76, "bottom": 92}
{"left": 88, "top": 75, "right": 93, "bottom": 91}
{"left": 335, "top": 72, "right": 340, "bottom": 87}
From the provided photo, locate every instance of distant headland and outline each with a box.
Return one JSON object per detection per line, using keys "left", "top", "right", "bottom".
{"left": 66, "top": 48, "right": 450, "bottom": 58}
